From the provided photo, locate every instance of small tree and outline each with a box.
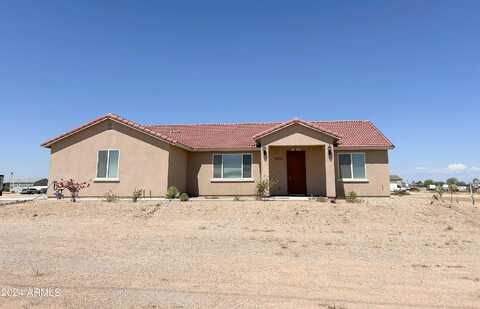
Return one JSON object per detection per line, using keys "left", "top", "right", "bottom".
{"left": 448, "top": 183, "right": 457, "bottom": 203}
{"left": 446, "top": 177, "right": 458, "bottom": 185}
{"left": 424, "top": 179, "right": 435, "bottom": 187}
{"left": 53, "top": 179, "right": 89, "bottom": 202}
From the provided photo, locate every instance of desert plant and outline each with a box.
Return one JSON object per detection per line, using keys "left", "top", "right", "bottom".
{"left": 132, "top": 188, "right": 143, "bottom": 202}
{"left": 448, "top": 183, "right": 457, "bottom": 203}
{"left": 345, "top": 191, "right": 358, "bottom": 203}
{"left": 256, "top": 178, "right": 277, "bottom": 198}
{"left": 53, "top": 179, "right": 89, "bottom": 202}
{"left": 104, "top": 190, "right": 118, "bottom": 202}
{"left": 166, "top": 186, "right": 179, "bottom": 199}
{"left": 179, "top": 192, "right": 189, "bottom": 201}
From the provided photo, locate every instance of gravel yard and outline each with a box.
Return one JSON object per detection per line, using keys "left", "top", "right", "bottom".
{"left": 0, "top": 194, "right": 479, "bottom": 308}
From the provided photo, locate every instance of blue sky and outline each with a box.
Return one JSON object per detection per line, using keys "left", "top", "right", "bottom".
{"left": 1, "top": 1, "right": 479, "bottom": 182}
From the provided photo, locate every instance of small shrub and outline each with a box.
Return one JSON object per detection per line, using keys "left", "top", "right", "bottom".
{"left": 233, "top": 196, "right": 240, "bottom": 201}
{"left": 179, "top": 192, "right": 189, "bottom": 201}
{"left": 316, "top": 197, "right": 328, "bottom": 202}
{"left": 166, "top": 186, "right": 179, "bottom": 199}
{"left": 345, "top": 191, "right": 358, "bottom": 203}
{"left": 132, "top": 188, "right": 143, "bottom": 202}
{"left": 410, "top": 187, "right": 420, "bottom": 192}
{"left": 104, "top": 190, "right": 118, "bottom": 202}
{"left": 256, "top": 178, "right": 278, "bottom": 197}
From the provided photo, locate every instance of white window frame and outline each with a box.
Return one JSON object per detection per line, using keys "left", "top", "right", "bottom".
{"left": 337, "top": 152, "right": 368, "bottom": 182}
{"left": 95, "top": 149, "right": 120, "bottom": 182}
{"left": 211, "top": 153, "right": 254, "bottom": 182}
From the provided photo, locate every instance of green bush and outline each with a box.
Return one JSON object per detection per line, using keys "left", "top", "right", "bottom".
{"left": 345, "top": 191, "right": 358, "bottom": 203}
{"left": 166, "top": 186, "right": 179, "bottom": 199}
{"left": 179, "top": 192, "right": 189, "bottom": 201}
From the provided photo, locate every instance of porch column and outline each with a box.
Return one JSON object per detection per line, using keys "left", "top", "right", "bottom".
{"left": 325, "top": 144, "right": 336, "bottom": 198}
{"left": 260, "top": 145, "right": 270, "bottom": 196}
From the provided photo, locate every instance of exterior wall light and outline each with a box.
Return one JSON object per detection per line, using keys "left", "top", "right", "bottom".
{"left": 328, "top": 145, "right": 333, "bottom": 156}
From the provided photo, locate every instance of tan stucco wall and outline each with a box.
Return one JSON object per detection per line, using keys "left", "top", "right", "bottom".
{"left": 47, "top": 120, "right": 176, "bottom": 197}
{"left": 258, "top": 124, "right": 336, "bottom": 146}
{"left": 335, "top": 150, "right": 390, "bottom": 197}
{"left": 269, "top": 146, "right": 326, "bottom": 196}
{"left": 168, "top": 146, "right": 188, "bottom": 193}
{"left": 187, "top": 151, "right": 261, "bottom": 196}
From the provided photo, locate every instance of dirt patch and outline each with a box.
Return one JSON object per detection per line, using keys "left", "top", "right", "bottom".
{"left": 0, "top": 194, "right": 479, "bottom": 308}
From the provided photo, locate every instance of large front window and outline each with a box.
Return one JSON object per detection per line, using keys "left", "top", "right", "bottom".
{"left": 338, "top": 153, "right": 366, "bottom": 180}
{"left": 96, "top": 150, "right": 119, "bottom": 180}
{"left": 213, "top": 154, "right": 252, "bottom": 180}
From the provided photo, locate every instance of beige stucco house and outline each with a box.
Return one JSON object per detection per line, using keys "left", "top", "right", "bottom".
{"left": 42, "top": 114, "right": 394, "bottom": 198}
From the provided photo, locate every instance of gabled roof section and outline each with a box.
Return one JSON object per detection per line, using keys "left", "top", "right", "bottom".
{"left": 42, "top": 114, "right": 394, "bottom": 151}
{"left": 252, "top": 118, "right": 342, "bottom": 141}
{"left": 41, "top": 113, "right": 192, "bottom": 150}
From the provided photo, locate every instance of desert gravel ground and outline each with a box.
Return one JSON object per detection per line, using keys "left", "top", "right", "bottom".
{"left": 0, "top": 193, "right": 479, "bottom": 308}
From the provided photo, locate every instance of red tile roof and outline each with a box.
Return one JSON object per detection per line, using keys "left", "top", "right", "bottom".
{"left": 42, "top": 113, "right": 394, "bottom": 150}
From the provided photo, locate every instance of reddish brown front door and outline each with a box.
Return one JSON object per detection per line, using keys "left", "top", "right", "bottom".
{"left": 287, "top": 151, "right": 307, "bottom": 195}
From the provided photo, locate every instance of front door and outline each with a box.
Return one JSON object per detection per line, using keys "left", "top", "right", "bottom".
{"left": 287, "top": 151, "right": 307, "bottom": 195}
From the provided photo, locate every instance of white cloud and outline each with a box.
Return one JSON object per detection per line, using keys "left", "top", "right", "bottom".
{"left": 447, "top": 163, "right": 467, "bottom": 172}
{"left": 471, "top": 166, "right": 480, "bottom": 171}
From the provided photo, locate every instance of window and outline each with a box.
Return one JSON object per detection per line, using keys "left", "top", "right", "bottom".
{"left": 96, "top": 150, "right": 119, "bottom": 179}
{"left": 338, "top": 153, "right": 366, "bottom": 180}
{"left": 212, "top": 154, "right": 252, "bottom": 180}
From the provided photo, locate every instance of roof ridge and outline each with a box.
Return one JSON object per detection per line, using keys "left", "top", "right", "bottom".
{"left": 144, "top": 121, "right": 283, "bottom": 127}
{"left": 145, "top": 120, "right": 370, "bottom": 127}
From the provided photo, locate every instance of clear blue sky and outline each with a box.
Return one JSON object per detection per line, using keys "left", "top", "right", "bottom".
{"left": 1, "top": 1, "right": 479, "bottom": 182}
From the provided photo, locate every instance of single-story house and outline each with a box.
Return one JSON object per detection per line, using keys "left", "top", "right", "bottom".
{"left": 389, "top": 175, "right": 403, "bottom": 186}
{"left": 41, "top": 114, "right": 394, "bottom": 198}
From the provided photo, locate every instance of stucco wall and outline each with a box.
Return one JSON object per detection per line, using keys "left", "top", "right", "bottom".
{"left": 168, "top": 146, "right": 189, "bottom": 193}
{"left": 259, "top": 124, "right": 336, "bottom": 146}
{"left": 269, "top": 146, "right": 326, "bottom": 196}
{"left": 187, "top": 151, "right": 261, "bottom": 196}
{"left": 47, "top": 120, "right": 174, "bottom": 197}
{"left": 335, "top": 150, "right": 390, "bottom": 197}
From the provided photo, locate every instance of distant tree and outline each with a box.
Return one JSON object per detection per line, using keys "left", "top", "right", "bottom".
{"left": 446, "top": 177, "right": 459, "bottom": 185}
{"left": 457, "top": 181, "right": 467, "bottom": 186}
{"left": 424, "top": 179, "right": 435, "bottom": 187}
{"left": 472, "top": 178, "right": 479, "bottom": 186}
{"left": 435, "top": 181, "right": 445, "bottom": 186}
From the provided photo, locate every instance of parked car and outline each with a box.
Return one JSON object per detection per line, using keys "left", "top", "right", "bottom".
{"left": 39, "top": 187, "right": 47, "bottom": 194}
{"left": 20, "top": 188, "right": 39, "bottom": 194}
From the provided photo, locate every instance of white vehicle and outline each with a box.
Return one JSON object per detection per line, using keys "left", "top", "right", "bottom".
{"left": 428, "top": 184, "right": 437, "bottom": 191}
{"left": 390, "top": 183, "right": 401, "bottom": 192}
